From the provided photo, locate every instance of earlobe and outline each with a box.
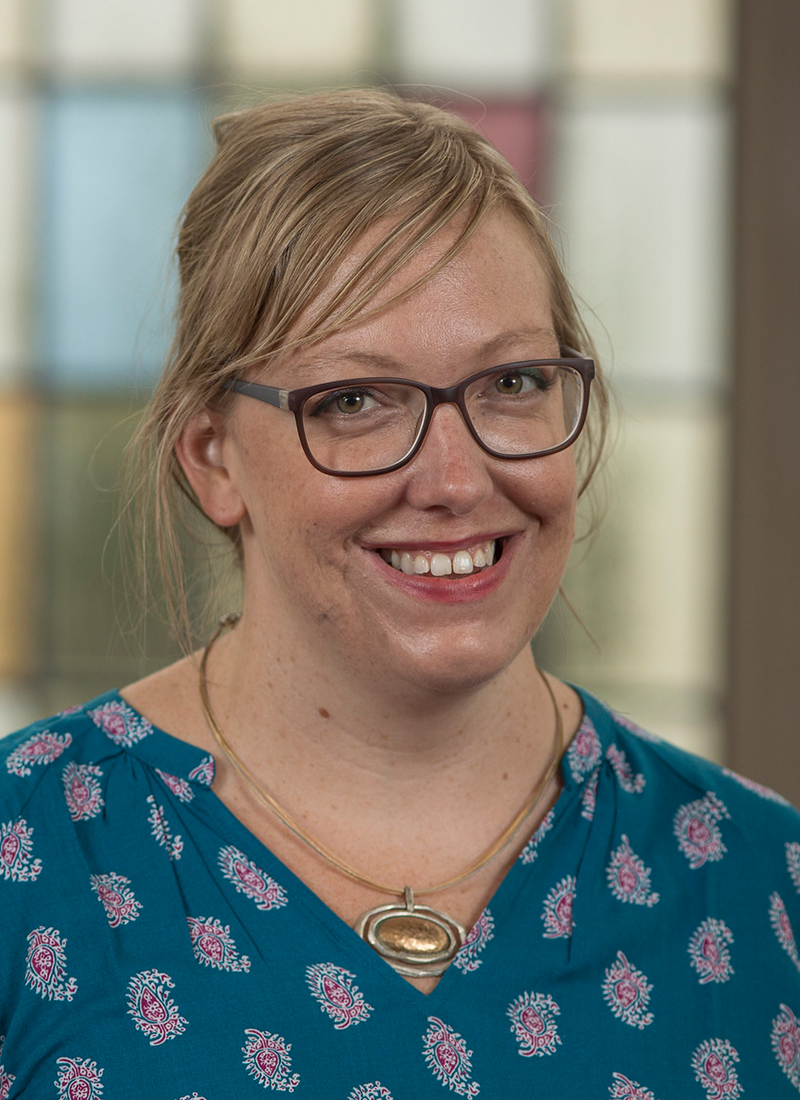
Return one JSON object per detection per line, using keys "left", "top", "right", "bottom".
{"left": 176, "top": 409, "right": 247, "bottom": 528}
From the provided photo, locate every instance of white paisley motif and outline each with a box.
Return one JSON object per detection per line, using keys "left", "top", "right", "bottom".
{"left": 688, "top": 918, "right": 734, "bottom": 984}
{"left": 691, "top": 1038, "right": 742, "bottom": 1099}
{"left": 188, "top": 915, "right": 251, "bottom": 972}
{"left": 566, "top": 717, "right": 602, "bottom": 782}
{"left": 0, "top": 818, "right": 42, "bottom": 881}
{"left": 218, "top": 844, "right": 288, "bottom": 911}
{"left": 156, "top": 768, "right": 194, "bottom": 803}
{"left": 541, "top": 876, "right": 575, "bottom": 938}
{"left": 507, "top": 992, "right": 561, "bottom": 1057}
{"left": 62, "top": 761, "right": 104, "bottom": 821}
{"left": 146, "top": 795, "right": 183, "bottom": 860}
{"left": 25, "top": 926, "right": 78, "bottom": 1001}
{"left": 611, "top": 711, "right": 661, "bottom": 742}
{"left": 606, "top": 835, "right": 659, "bottom": 907}
{"left": 88, "top": 700, "right": 152, "bottom": 746}
{"left": 581, "top": 767, "right": 600, "bottom": 821}
{"left": 91, "top": 872, "right": 142, "bottom": 928}
{"left": 673, "top": 792, "right": 729, "bottom": 869}
{"left": 606, "top": 744, "right": 645, "bottom": 794}
{"left": 0, "top": 1035, "right": 14, "bottom": 1100}
{"left": 772, "top": 1003, "right": 800, "bottom": 1091}
{"left": 242, "top": 1029, "right": 299, "bottom": 1091}
{"left": 55, "top": 1056, "right": 104, "bottom": 1099}
{"left": 305, "top": 963, "right": 372, "bottom": 1029}
{"left": 602, "top": 951, "right": 653, "bottom": 1029}
{"left": 453, "top": 908, "right": 494, "bottom": 971}
{"left": 518, "top": 809, "right": 554, "bottom": 864}
{"left": 422, "top": 1016, "right": 480, "bottom": 1097}
{"left": 770, "top": 892, "right": 800, "bottom": 972}
{"left": 127, "top": 969, "right": 187, "bottom": 1045}
{"left": 6, "top": 730, "right": 72, "bottom": 776}
{"left": 188, "top": 755, "right": 215, "bottom": 785}
{"left": 609, "top": 1073, "right": 662, "bottom": 1100}
{"left": 348, "top": 1085, "right": 394, "bottom": 1100}
{"left": 787, "top": 842, "right": 800, "bottom": 895}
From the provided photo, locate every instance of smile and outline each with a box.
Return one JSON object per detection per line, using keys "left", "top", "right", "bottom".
{"left": 379, "top": 540, "right": 499, "bottom": 576}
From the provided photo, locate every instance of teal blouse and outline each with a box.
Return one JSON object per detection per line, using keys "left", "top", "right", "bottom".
{"left": 2, "top": 688, "right": 800, "bottom": 1099}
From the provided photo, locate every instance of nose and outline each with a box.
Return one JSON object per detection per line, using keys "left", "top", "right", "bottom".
{"left": 402, "top": 402, "right": 494, "bottom": 514}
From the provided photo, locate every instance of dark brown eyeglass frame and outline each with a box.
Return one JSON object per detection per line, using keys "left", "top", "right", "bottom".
{"left": 224, "top": 351, "right": 595, "bottom": 477}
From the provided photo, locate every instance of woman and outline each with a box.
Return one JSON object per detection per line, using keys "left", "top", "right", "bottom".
{"left": 2, "top": 89, "right": 800, "bottom": 1099}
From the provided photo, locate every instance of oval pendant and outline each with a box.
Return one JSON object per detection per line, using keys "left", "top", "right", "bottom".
{"left": 355, "top": 890, "right": 466, "bottom": 977}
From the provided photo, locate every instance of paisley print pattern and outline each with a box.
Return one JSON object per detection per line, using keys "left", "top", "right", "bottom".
{"left": 507, "top": 992, "right": 561, "bottom": 1057}
{"left": 6, "top": 730, "right": 72, "bottom": 777}
{"left": 688, "top": 918, "right": 734, "bottom": 984}
{"left": 126, "top": 969, "right": 188, "bottom": 1045}
{"left": 602, "top": 951, "right": 653, "bottom": 1029}
{"left": 25, "top": 926, "right": 77, "bottom": 1001}
{"left": 55, "top": 1056, "right": 105, "bottom": 1099}
{"left": 242, "top": 1029, "right": 299, "bottom": 1091}
{"left": 0, "top": 687, "right": 798, "bottom": 1096}
{"left": 422, "top": 1017, "right": 480, "bottom": 1097}
{"left": 305, "top": 963, "right": 372, "bottom": 1029}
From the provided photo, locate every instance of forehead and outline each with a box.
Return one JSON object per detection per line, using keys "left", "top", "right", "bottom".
{"left": 276, "top": 211, "right": 557, "bottom": 383}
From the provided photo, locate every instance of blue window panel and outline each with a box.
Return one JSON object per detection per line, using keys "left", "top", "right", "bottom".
{"left": 40, "top": 89, "right": 209, "bottom": 389}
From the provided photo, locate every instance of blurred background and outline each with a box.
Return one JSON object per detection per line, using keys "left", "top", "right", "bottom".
{"left": 0, "top": 0, "right": 798, "bottom": 795}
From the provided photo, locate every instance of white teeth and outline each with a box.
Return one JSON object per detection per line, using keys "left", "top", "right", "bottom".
{"left": 430, "top": 553, "right": 453, "bottom": 576}
{"left": 452, "top": 550, "right": 474, "bottom": 575}
{"left": 380, "top": 539, "right": 499, "bottom": 576}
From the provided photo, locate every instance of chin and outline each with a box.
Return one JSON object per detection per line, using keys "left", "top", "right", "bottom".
{"left": 391, "top": 634, "right": 529, "bottom": 698}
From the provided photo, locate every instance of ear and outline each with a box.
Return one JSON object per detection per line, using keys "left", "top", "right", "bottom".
{"left": 175, "top": 408, "right": 247, "bottom": 528}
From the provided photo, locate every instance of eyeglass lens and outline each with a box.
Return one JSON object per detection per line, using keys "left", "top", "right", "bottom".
{"left": 300, "top": 364, "right": 585, "bottom": 474}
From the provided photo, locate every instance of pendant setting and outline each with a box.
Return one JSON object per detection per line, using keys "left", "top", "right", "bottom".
{"left": 355, "top": 887, "right": 466, "bottom": 977}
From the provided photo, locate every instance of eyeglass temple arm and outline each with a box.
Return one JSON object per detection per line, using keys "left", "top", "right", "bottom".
{"left": 225, "top": 378, "right": 290, "bottom": 411}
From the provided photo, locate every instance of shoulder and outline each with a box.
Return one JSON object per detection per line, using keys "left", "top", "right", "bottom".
{"left": 571, "top": 686, "right": 800, "bottom": 849}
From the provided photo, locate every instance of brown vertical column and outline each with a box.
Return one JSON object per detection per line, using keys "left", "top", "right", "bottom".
{"left": 729, "top": 0, "right": 800, "bottom": 800}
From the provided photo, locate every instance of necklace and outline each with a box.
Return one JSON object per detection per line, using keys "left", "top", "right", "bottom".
{"left": 199, "top": 613, "right": 564, "bottom": 977}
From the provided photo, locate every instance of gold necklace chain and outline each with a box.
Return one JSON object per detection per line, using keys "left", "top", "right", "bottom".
{"left": 199, "top": 613, "right": 564, "bottom": 899}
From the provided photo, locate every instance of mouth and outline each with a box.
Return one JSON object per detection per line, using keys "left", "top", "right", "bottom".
{"left": 378, "top": 539, "right": 503, "bottom": 577}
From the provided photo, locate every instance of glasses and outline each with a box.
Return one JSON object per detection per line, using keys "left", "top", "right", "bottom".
{"left": 225, "top": 352, "right": 594, "bottom": 477}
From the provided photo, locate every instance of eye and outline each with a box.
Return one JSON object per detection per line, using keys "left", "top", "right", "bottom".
{"left": 310, "top": 388, "right": 379, "bottom": 416}
{"left": 494, "top": 372, "right": 530, "bottom": 395}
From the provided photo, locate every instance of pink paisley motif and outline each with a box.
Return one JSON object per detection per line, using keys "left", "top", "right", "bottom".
{"left": 688, "top": 918, "right": 734, "bottom": 984}
{"left": 155, "top": 768, "right": 194, "bottom": 803}
{"left": 787, "top": 842, "right": 800, "bottom": 895}
{"left": 88, "top": 700, "right": 152, "bottom": 746}
{"left": 62, "top": 762, "right": 104, "bottom": 821}
{"left": 347, "top": 1085, "right": 394, "bottom": 1100}
{"left": 772, "top": 1004, "right": 800, "bottom": 1089}
{"left": 25, "top": 927, "right": 77, "bottom": 1001}
{"left": 188, "top": 755, "right": 215, "bottom": 786}
{"left": 722, "top": 767, "right": 789, "bottom": 804}
{"left": 606, "top": 745, "right": 646, "bottom": 794}
{"left": 305, "top": 963, "right": 372, "bottom": 1029}
{"left": 0, "top": 1035, "right": 14, "bottom": 1100}
{"left": 453, "top": 908, "right": 494, "bottom": 972}
{"left": 146, "top": 795, "right": 183, "bottom": 861}
{"left": 55, "top": 1057, "right": 104, "bottom": 1100}
{"left": 609, "top": 1073, "right": 661, "bottom": 1099}
{"left": 606, "top": 836, "right": 659, "bottom": 907}
{"left": 242, "top": 1028, "right": 299, "bottom": 1091}
{"left": 581, "top": 767, "right": 600, "bottom": 821}
{"left": 422, "top": 1016, "right": 479, "bottom": 1097}
{"left": 566, "top": 717, "right": 602, "bottom": 782}
{"left": 90, "top": 872, "right": 142, "bottom": 928}
{"left": 770, "top": 892, "right": 800, "bottom": 972}
{"left": 602, "top": 951, "right": 653, "bottom": 1029}
{"left": 218, "top": 844, "right": 288, "bottom": 911}
{"left": 691, "top": 1038, "right": 742, "bottom": 1099}
{"left": 187, "top": 916, "right": 250, "bottom": 972}
{"left": 0, "top": 819, "right": 42, "bottom": 882}
{"left": 6, "top": 730, "right": 72, "bottom": 777}
{"left": 674, "top": 792, "right": 729, "bottom": 869}
{"left": 541, "top": 876, "right": 576, "bottom": 938}
{"left": 126, "top": 969, "right": 187, "bottom": 1045}
{"left": 507, "top": 992, "right": 561, "bottom": 1057}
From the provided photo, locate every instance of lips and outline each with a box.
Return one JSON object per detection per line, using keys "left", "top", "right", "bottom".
{"left": 378, "top": 539, "right": 500, "bottom": 576}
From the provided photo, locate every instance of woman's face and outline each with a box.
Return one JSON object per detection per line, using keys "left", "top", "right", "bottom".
{"left": 207, "top": 211, "right": 577, "bottom": 695}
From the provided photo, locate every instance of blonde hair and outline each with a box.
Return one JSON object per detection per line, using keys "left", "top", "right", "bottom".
{"left": 127, "top": 87, "right": 609, "bottom": 648}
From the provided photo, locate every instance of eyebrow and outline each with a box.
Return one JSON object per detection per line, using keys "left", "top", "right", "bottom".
{"left": 289, "top": 328, "right": 560, "bottom": 379}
